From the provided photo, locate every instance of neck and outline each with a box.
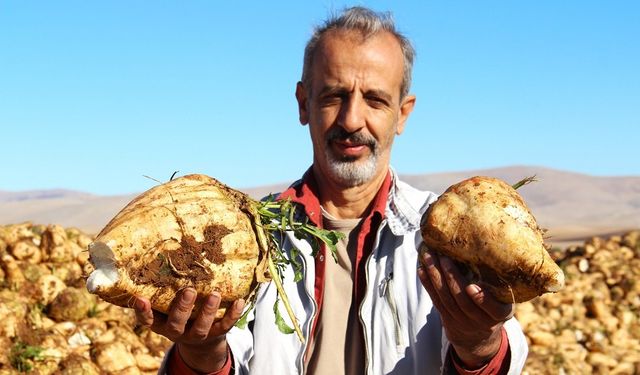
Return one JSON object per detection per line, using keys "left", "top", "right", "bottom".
{"left": 314, "top": 166, "right": 388, "bottom": 219}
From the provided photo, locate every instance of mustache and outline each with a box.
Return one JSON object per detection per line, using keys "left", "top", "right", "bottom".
{"left": 326, "top": 127, "right": 377, "bottom": 150}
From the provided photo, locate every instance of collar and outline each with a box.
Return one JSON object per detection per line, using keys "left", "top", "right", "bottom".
{"left": 385, "top": 168, "right": 425, "bottom": 236}
{"left": 277, "top": 166, "right": 391, "bottom": 227}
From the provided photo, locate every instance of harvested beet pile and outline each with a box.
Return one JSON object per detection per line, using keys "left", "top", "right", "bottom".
{"left": 1, "top": 222, "right": 639, "bottom": 373}
{"left": 516, "top": 230, "right": 640, "bottom": 374}
{"left": 0, "top": 223, "right": 172, "bottom": 374}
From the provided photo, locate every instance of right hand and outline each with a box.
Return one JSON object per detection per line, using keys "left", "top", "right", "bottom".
{"left": 417, "top": 249, "right": 512, "bottom": 368}
{"left": 134, "top": 288, "right": 245, "bottom": 372}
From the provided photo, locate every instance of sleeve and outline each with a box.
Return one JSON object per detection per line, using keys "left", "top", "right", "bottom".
{"left": 167, "top": 345, "right": 233, "bottom": 375}
{"left": 441, "top": 317, "right": 528, "bottom": 375}
{"left": 447, "top": 328, "right": 510, "bottom": 375}
{"left": 167, "top": 346, "right": 233, "bottom": 375}
{"left": 155, "top": 323, "right": 256, "bottom": 375}
{"left": 156, "top": 327, "right": 255, "bottom": 375}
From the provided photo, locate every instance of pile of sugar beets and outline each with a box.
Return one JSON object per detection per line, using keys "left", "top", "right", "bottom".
{"left": 0, "top": 223, "right": 172, "bottom": 374}
{"left": 517, "top": 231, "right": 640, "bottom": 374}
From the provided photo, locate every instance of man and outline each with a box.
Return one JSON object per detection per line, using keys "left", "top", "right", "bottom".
{"left": 135, "top": 6, "right": 528, "bottom": 374}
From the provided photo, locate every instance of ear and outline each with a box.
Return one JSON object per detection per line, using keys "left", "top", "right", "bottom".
{"left": 295, "top": 81, "right": 309, "bottom": 125}
{"left": 396, "top": 94, "right": 416, "bottom": 135}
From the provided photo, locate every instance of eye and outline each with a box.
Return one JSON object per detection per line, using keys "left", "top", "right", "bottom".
{"left": 320, "top": 93, "right": 344, "bottom": 106}
{"left": 365, "top": 96, "right": 389, "bottom": 108}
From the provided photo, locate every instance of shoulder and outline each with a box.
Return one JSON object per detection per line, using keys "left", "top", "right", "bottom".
{"left": 391, "top": 174, "right": 439, "bottom": 215}
{"left": 385, "top": 171, "right": 439, "bottom": 235}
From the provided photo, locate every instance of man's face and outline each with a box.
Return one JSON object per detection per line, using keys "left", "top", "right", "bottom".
{"left": 296, "top": 30, "right": 415, "bottom": 188}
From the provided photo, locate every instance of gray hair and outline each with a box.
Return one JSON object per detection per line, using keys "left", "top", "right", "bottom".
{"left": 301, "top": 6, "right": 415, "bottom": 99}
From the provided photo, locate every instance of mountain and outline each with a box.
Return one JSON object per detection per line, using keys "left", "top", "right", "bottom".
{"left": 1, "top": 166, "right": 638, "bottom": 246}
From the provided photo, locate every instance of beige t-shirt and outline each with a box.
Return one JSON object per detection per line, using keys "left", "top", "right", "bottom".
{"left": 305, "top": 208, "right": 365, "bottom": 375}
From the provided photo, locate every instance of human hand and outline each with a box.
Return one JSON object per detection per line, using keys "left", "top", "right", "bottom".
{"left": 134, "top": 288, "right": 245, "bottom": 373}
{"left": 417, "top": 248, "right": 513, "bottom": 368}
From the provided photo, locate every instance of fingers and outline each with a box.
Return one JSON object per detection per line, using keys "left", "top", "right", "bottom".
{"left": 418, "top": 247, "right": 512, "bottom": 359}
{"left": 134, "top": 296, "right": 155, "bottom": 327}
{"left": 189, "top": 292, "right": 222, "bottom": 340}
{"left": 164, "top": 288, "right": 197, "bottom": 338}
{"left": 216, "top": 298, "right": 246, "bottom": 333}
{"left": 188, "top": 294, "right": 245, "bottom": 342}
{"left": 466, "top": 283, "right": 515, "bottom": 322}
{"left": 418, "top": 248, "right": 515, "bottom": 326}
{"left": 133, "top": 288, "right": 247, "bottom": 344}
{"left": 438, "top": 255, "right": 482, "bottom": 320}
{"left": 418, "top": 251, "right": 457, "bottom": 320}
{"left": 134, "top": 296, "right": 170, "bottom": 334}
{"left": 419, "top": 251, "right": 504, "bottom": 325}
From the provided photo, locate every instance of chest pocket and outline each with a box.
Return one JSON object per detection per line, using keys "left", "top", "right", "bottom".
{"left": 378, "top": 266, "right": 405, "bottom": 351}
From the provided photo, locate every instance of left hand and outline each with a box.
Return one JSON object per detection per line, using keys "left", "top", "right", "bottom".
{"left": 133, "top": 289, "right": 245, "bottom": 373}
{"left": 417, "top": 247, "right": 514, "bottom": 368}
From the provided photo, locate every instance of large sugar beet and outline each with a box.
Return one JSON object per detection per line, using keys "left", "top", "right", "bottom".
{"left": 420, "top": 176, "right": 564, "bottom": 303}
{"left": 86, "top": 174, "right": 270, "bottom": 319}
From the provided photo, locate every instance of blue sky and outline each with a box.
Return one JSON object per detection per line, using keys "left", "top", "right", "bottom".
{"left": 1, "top": 1, "right": 638, "bottom": 195}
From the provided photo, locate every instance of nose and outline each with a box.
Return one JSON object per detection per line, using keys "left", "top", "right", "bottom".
{"left": 337, "top": 95, "right": 365, "bottom": 133}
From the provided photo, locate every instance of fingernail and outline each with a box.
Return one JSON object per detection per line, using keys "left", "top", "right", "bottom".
{"left": 422, "top": 252, "right": 434, "bottom": 267}
{"left": 181, "top": 289, "right": 196, "bottom": 304}
{"left": 467, "top": 284, "right": 481, "bottom": 295}
{"left": 236, "top": 299, "right": 245, "bottom": 310}
{"left": 134, "top": 298, "right": 145, "bottom": 311}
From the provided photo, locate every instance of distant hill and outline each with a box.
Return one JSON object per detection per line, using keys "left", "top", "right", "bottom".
{"left": 0, "top": 189, "right": 139, "bottom": 235}
{"left": 1, "top": 166, "right": 638, "bottom": 246}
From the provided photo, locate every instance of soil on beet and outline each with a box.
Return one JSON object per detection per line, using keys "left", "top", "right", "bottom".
{"left": 131, "top": 224, "right": 231, "bottom": 288}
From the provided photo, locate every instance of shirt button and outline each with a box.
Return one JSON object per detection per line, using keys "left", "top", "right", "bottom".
{"left": 319, "top": 255, "right": 325, "bottom": 262}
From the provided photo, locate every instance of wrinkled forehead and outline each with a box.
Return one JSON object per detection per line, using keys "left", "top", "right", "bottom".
{"left": 309, "top": 30, "right": 405, "bottom": 93}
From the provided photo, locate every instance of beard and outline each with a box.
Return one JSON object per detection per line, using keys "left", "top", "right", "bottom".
{"left": 324, "top": 127, "right": 379, "bottom": 187}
